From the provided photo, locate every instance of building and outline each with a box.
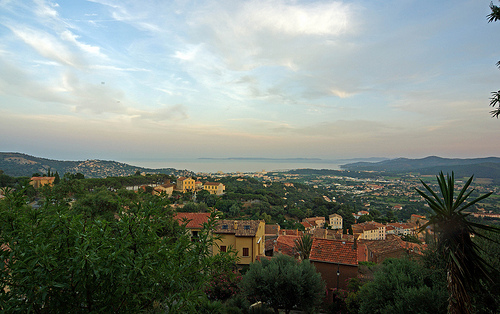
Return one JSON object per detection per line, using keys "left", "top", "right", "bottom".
{"left": 309, "top": 238, "right": 359, "bottom": 294}
{"left": 329, "top": 214, "right": 343, "bottom": 230}
{"left": 352, "top": 221, "right": 386, "bottom": 240}
{"left": 153, "top": 183, "right": 174, "bottom": 196}
{"left": 386, "top": 222, "right": 418, "bottom": 236}
{"left": 409, "top": 214, "right": 428, "bottom": 227}
{"left": 303, "top": 216, "right": 325, "bottom": 229}
{"left": 272, "top": 235, "right": 301, "bottom": 258}
{"left": 29, "top": 176, "right": 55, "bottom": 188}
{"left": 203, "top": 182, "right": 225, "bottom": 195}
{"left": 213, "top": 219, "right": 265, "bottom": 265}
{"left": 174, "top": 212, "right": 211, "bottom": 239}
{"left": 176, "top": 177, "right": 196, "bottom": 192}
{"left": 361, "top": 234, "right": 427, "bottom": 263}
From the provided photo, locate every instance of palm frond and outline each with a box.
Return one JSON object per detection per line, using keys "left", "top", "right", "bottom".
{"left": 487, "top": 2, "right": 500, "bottom": 23}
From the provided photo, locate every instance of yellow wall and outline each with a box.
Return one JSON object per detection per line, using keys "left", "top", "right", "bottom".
{"left": 29, "top": 177, "right": 55, "bottom": 189}
{"left": 213, "top": 221, "right": 265, "bottom": 265}
{"left": 203, "top": 183, "right": 225, "bottom": 195}
{"left": 178, "top": 178, "right": 195, "bottom": 192}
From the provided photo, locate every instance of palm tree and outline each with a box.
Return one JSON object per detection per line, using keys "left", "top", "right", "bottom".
{"left": 488, "top": 1, "right": 500, "bottom": 118}
{"left": 294, "top": 233, "right": 313, "bottom": 260}
{"left": 416, "top": 172, "right": 499, "bottom": 314}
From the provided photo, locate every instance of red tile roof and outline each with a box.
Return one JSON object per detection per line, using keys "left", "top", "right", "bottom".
{"left": 309, "top": 238, "right": 358, "bottom": 266}
{"left": 301, "top": 221, "right": 313, "bottom": 229}
{"left": 174, "top": 212, "right": 211, "bottom": 229}
{"left": 274, "top": 235, "right": 301, "bottom": 257}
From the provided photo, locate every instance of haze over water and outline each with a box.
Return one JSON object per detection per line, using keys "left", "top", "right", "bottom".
{"left": 122, "top": 158, "right": 343, "bottom": 173}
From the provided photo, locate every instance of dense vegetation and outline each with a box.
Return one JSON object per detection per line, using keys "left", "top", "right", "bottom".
{"left": 1, "top": 171, "right": 499, "bottom": 313}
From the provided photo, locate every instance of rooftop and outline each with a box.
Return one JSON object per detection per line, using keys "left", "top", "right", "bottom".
{"left": 309, "top": 238, "right": 358, "bottom": 265}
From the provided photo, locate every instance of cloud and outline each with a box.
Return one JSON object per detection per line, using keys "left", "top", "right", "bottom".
{"left": 60, "top": 30, "right": 105, "bottom": 58}
{"left": 131, "top": 104, "right": 189, "bottom": 122}
{"left": 5, "top": 24, "right": 84, "bottom": 68}
{"left": 34, "top": 0, "right": 59, "bottom": 19}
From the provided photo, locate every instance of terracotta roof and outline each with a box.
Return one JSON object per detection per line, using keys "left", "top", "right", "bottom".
{"left": 352, "top": 221, "right": 385, "bottom": 232}
{"left": 174, "top": 212, "right": 211, "bottom": 229}
{"left": 204, "top": 182, "right": 222, "bottom": 186}
{"left": 274, "top": 235, "right": 301, "bottom": 257}
{"left": 265, "top": 224, "right": 280, "bottom": 235}
{"left": 301, "top": 221, "right": 313, "bottom": 229}
{"left": 177, "top": 177, "right": 187, "bottom": 181}
{"left": 361, "top": 234, "right": 426, "bottom": 256}
{"left": 214, "top": 219, "right": 262, "bottom": 237}
{"left": 309, "top": 238, "right": 358, "bottom": 265}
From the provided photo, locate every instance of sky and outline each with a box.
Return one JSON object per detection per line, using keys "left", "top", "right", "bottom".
{"left": 1, "top": 0, "right": 499, "bottom": 167}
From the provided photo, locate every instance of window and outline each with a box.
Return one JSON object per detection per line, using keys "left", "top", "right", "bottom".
{"left": 244, "top": 225, "right": 250, "bottom": 230}
{"left": 222, "top": 225, "right": 228, "bottom": 230}
{"left": 220, "top": 246, "right": 226, "bottom": 253}
{"left": 242, "top": 247, "right": 249, "bottom": 257}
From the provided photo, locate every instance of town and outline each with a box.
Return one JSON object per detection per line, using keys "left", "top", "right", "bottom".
{"left": 1, "top": 167, "right": 498, "bottom": 312}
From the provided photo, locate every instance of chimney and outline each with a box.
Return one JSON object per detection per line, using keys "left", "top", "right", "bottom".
{"left": 352, "top": 238, "right": 358, "bottom": 250}
{"left": 234, "top": 221, "right": 238, "bottom": 230}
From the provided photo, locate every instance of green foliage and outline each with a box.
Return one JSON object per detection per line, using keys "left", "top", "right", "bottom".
{"left": 240, "top": 254, "right": 325, "bottom": 314}
{"left": 71, "top": 187, "right": 120, "bottom": 220}
{"left": 401, "top": 234, "right": 422, "bottom": 244}
{"left": 357, "top": 258, "right": 447, "bottom": 314}
{"left": 294, "top": 233, "right": 313, "bottom": 260}
{"left": 489, "top": 1, "right": 500, "bottom": 117}
{"left": 0, "top": 190, "right": 221, "bottom": 312}
{"left": 416, "top": 172, "right": 499, "bottom": 313}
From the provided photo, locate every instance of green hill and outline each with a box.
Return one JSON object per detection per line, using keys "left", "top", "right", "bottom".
{"left": 341, "top": 156, "right": 500, "bottom": 183}
{"left": 0, "top": 152, "right": 193, "bottom": 178}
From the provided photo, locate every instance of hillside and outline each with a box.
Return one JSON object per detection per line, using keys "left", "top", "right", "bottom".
{"left": 341, "top": 156, "right": 500, "bottom": 182}
{"left": 0, "top": 152, "right": 193, "bottom": 178}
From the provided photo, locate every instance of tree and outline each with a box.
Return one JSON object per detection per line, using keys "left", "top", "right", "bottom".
{"left": 240, "top": 254, "right": 324, "bottom": 314}
{"left": 488, "top": 1, "right": 500, "bottom": 117}
{"left": 415, "top": 172, "right": 499, "bottom": 314}
{"left": 294, "top": 233, "right": 313, "bottom": 260}
{"left": 357, "top": 258, "right": 447, "bottom": 314}
{"left": 0, "top": 189, "right": 221, "bottom": 312}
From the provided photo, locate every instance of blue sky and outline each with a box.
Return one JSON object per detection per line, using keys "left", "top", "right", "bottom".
{"left": 0, "top": 0, "right": 499, "bottom": 165}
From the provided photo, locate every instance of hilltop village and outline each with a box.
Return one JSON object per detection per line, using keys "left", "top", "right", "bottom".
{"left": 1, "top": 168, "right": 499, "bottom": 312}
{"left": 18, "top": 172, "right": 469, "bottom": 291}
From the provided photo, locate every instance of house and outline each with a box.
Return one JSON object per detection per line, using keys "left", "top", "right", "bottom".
{"left": 176, "top": 177, "right": 196, "bottom": 192}
{"left": 265, "top": 224, "right": 280, "bottom": 237}
{"left": 329, "top": 214, "right": 343, "bottom": 230}
{"left": 153, "top": 183, "right": 174, "bottom": 196}
{"left": 309, "top": 238, "right": 359, "bottom": 293}
{"left": 361, "top": 234, "right": 426, "bottom": 263}
{"left": 386, "top": 222, "right": 418, "bottom": 236}
{"left": 203, "top": 182, "right": 225, "bottom": 195}
{"left": 351, "top": 221, "right": 386, "bottom": 240}
{"left": 272, "top": 235, "right": 301, "bottom": 258}
{"left": 279, "top": 229, "right": 303, "bottom": 236}
{"left": 300, "top": 220, "right": 315, "bottom": 232}
{"left": 174, "top": 212, "right": 211, "bottom": 239}
{"left": 29, "top": 176, "right": 55, "bottom": 188}
{"left": 213, "top": 219, "right": 265, "bottom": 265}
{"left": 303, "top": 216, "right": 325, "bottom": 229}
{"left": 409, "top": 214, "right": 428, "bottom": 227}
{"left": 352, "top": 210, "right": 370, "bottom": 220}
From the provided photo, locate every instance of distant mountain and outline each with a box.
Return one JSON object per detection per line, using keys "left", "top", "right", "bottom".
{"left": 198, "top": 157, "right": 322, "bottom": 161}
{"left": 341, "top": 156, "right": 500, "bottom": 182}
{"left": 0, "top": 152, "right": 194, "bottom": 178}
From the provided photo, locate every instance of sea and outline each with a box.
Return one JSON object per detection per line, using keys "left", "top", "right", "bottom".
{"left": 120, "top": 158, "right": 344, "bottom": 174}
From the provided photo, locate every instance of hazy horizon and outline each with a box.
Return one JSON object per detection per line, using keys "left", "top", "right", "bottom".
{"left": 1, "top": 1, "right": 499, "bottom": 162}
